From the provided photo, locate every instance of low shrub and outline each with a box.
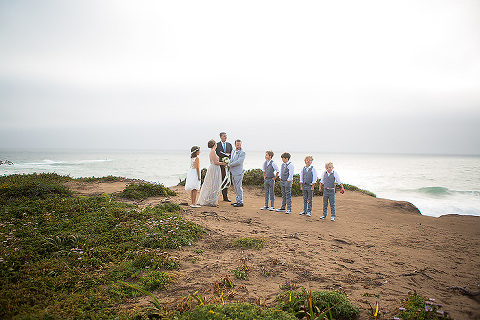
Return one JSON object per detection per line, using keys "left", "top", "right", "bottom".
{"left": 232, "top": 237, "right": 266, "bottom": 250}
{"left": 233, "top": 268, "right": 248, "bottom": 280}
{"left": 75, "top": 175, "right": 123, "bottom": 182}
{"left": 0, "top": 173, "right": 72, "bottom": 203}
{"left": 178, "top": 168, "right": 207, "bottom": 186}
{"left": 154, "top": 202, "right": 182, "bottom": 213}
{"left": 178, "top": 302, "right": 297, "bottom": 320}
{"left": 394, "top": 291, "right": 451, "bottom": 319}
{"left": 119, "top": 182, "right": 176, "bottom": 200}
{"left": 242, "top": 168, "right": 265, "bottom": 186}
{"left": 130, "top": 250, "right": 179, "bottom": 271}
{"left": 276, "top": 288, "right": 359, "bottom": 320}
{"left": 243, "top": 169, "right": 376, "bottom": 198}
{"left": 0, "top": 172, "right": 72, "bottom": 185}
{"left": 139, "top": 270, "right": 172, "bottom": 291}
{"left": 343, "top": 183, "right": 376, "bottom": 197}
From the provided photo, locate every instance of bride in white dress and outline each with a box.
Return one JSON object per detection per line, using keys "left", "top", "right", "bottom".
{"left": 197, "top": 139, "right": 226, "bottom": 207}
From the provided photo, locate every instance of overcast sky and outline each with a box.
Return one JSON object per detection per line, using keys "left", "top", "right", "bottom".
{"left": 1, "top": 0, "right": 479, "bottom": 155}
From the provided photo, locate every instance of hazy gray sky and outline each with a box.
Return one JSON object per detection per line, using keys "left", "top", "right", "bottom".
{"left": 1, "top": 0, "right": 479, "bottom": 154}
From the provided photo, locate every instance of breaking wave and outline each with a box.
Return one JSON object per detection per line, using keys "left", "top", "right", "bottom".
{"left": 415, "top": 186, "right": 479, "bottom": 197}
{"left": 26, "top": 159, "right": 112, "bottom": 166}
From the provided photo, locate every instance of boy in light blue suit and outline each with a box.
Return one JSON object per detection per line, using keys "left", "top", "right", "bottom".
{"left": 276, "top": 152, "right": 294, "bottom": 214}
{"left": 261, "top": 150, "right": 279, "bottom": 211}
{"left": 299, "top": 155, "right": 317, "bottom": 217}
{"left": 319, "top": 161, "right": 345, "bottom": 221}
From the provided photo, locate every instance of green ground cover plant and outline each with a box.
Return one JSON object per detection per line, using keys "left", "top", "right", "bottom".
{"left": 119, "top": 182, "right": 177, "bottom": 200}
{"left": 276, "top": 288, "right": 359, "bottom": 320}
{"left": 178, "top": 168, "right": 207, "bottom": 186}
{"left": 242, "top": 168, "right": 265, "bottom": 186}
{"left": 233, "top": 267, "right": 248, "bottom": 280}
{"left": 342, "top": 183, "right": 376, "bottom": 197}
{"left": 232, "top": 236, "right": 267, "bottom": 250}
{"left": 232, "top": 257, "right": 250, "bottom": 280}
{"left": 393, "top": 291, "right": 451, "bottom": 319}
{"left": 0, "top": 173, "right": 203, "bottom": 319}
{"left": 75, "top": 175, "right": 123, "bottom": 182}
{"left": 177, "top": 302, "right": 297, "bottom": 320}
{"left": 0, "top": 173, "right": 72, "bottom": 202}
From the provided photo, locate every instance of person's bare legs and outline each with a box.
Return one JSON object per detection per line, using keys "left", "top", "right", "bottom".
{"left": 191, "top": 190, "right": 198, "bottom": 207}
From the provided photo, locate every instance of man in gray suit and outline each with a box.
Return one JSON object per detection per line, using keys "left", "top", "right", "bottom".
{"left": 228, "top": 139, "right": 246, "bottom": 207}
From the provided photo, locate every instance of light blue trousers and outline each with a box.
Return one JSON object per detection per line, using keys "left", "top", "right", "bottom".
{"left": 264, "top": 178, "right": 275, "bottom": 207}
{"left": 280, "top": 180, "right": 292, "bottom": 210}
{"left": 232, "top": 173, "right": 244, "bottom": 204}
{"left": 302, "top": 184, "right": 313, "bottom": 213}
{"left": 323, "top": 189, "right": 336, "bottom": 217}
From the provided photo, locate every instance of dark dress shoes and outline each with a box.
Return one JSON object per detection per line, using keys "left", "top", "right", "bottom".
{"left": 223, "top": 198, "right": 231, "bottom": 202}
{"left": 233, "top": 203, "right": 244, "bottom": 207}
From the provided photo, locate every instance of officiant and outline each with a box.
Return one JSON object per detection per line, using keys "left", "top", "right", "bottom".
{"left": 216, "top": 132, "right": 233, "bottom": 202}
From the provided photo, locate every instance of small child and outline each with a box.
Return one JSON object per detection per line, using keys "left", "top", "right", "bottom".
{"left": 319, "top": 161, "right": 345, "bottom": 221}
{"left": 185, "top": 146, "right": 201, "bottom": 208}
{"left": 299, "top": 155, "right": 318, "bottom": 217}
{"left": 260, "top": 150, "right": 279, "bottom": 211}
{"left": 276, "top": 152, "right": 294, "bottom": 214}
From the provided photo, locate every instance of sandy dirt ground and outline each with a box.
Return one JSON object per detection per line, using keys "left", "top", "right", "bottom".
{"left": 68, "top": 181, "right": 480, "bottom": 319}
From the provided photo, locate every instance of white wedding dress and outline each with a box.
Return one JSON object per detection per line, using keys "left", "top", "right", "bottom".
{"left": 197, "top": 159, "right": 222, "bottom": 206}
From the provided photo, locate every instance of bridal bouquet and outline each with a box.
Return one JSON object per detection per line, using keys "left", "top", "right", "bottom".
{"left": 221, "top": 157, "right": 231, "bottom": 189}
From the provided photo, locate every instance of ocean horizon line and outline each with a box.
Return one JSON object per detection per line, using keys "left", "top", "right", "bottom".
{"left": 1, "top": 147, "right": 479, "bottom": 158}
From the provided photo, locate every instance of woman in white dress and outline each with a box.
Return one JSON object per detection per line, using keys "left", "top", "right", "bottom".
{"left": 185, "top": 146, "right": 201, "bottom": 207}
{"left": 197, "top": 139, "right": 226, "bottom": 207}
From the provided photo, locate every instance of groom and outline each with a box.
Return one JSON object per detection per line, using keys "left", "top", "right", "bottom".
{"left": 228, "top": 139, "right": 246, "bottom": 207}
{"left": 216, "top": 132, "right": 233, "bottom": 202}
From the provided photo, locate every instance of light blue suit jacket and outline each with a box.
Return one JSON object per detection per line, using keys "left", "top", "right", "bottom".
{"left": 229, "top": 149, "right": 245, "bottom": 176}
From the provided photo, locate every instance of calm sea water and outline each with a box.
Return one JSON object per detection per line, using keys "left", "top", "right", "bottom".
{"left": 1, "top": 149, "right": 479, "bottom": 218}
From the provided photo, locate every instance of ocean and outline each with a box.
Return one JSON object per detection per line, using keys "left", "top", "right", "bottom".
{"left": 1, "top": 148, "right": 479, "bottom": 218}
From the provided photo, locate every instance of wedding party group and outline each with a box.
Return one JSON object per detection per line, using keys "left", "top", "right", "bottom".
{"left": 184, "top": 132, "right": 246, "bottom": 208}
{"left": 184, "top": 131, "right": 346, "bottom": 221}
